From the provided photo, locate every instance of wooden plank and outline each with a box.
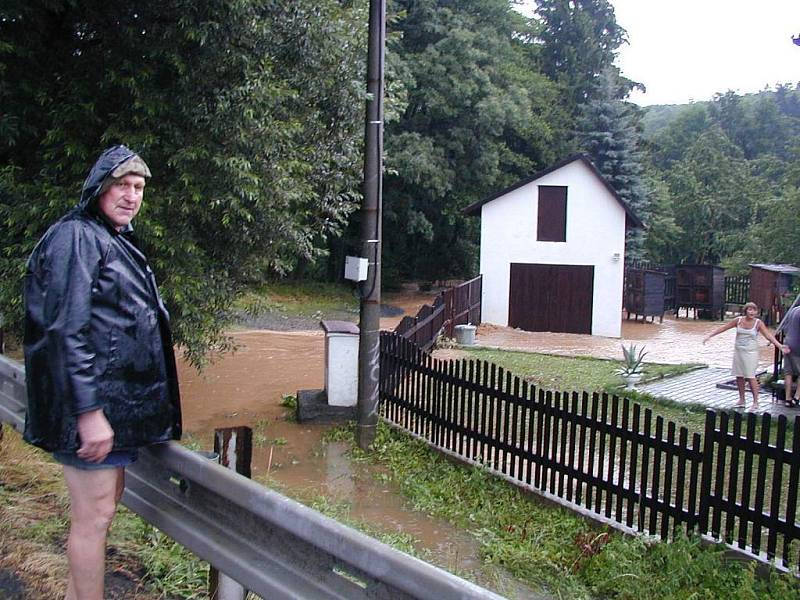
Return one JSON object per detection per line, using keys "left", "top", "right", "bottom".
{"left": 737, "top": 414, "right": 757, "bottom": 548}
{"left": 725, "top": 412, "right": 743, "bottom": 545}
{"left": 784, "top": 415, "right": 800, "bottom": 568}
{"left": 766, "top": 416, "right": 787, "bottom": 560}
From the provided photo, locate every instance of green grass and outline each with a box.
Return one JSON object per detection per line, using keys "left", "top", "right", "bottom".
{"left": 330, "top": 423, "right": 800, "bottom": 600}
{"left": 109, "top": 509, "right": 209, "bottom": 599}
{"left": 459, "top": 347, "right": 701, "bottom": 395}
{"left": 236, "top": 281, "right": 358, "bottom": 318}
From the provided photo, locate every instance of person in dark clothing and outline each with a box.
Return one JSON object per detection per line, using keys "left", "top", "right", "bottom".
{"left": 781, "top": 304, "right": 800, "bottom": 406}
{"left": 23, "top": 145, "right": 181, "bottom": 600}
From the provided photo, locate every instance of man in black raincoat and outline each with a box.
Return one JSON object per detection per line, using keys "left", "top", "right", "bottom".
{"left": 23, "top": 144, "right": 181, "bottom": 600}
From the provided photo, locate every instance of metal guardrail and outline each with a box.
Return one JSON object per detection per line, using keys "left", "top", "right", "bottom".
{"left": 0, "top": 354, "right": 504, "bottom": 600}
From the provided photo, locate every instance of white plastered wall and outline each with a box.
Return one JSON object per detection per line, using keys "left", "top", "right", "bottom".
{"left": 479, "top": 160, "right": 626, "bottom": 338}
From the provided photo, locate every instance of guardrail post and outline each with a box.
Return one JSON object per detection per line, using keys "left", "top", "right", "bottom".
{"left": 209, "top": 426, "right": 253, "bottom": 600}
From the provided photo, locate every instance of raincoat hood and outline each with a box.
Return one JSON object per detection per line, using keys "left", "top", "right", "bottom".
{"left": 79, "top": 144, "right": 143, "bottom": 210}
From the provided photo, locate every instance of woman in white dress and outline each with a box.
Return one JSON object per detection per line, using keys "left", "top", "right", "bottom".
{"left": 703, "top": 302, "right": 789, "bottom": 409}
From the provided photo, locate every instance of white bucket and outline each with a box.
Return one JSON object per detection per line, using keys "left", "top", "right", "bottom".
{"left": 454, "top": 324, "right": 476, "bottom": 345}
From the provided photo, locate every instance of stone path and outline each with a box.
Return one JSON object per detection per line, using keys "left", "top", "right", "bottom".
{"left": 639, "top": 367, "right": 800, "bottom": 419}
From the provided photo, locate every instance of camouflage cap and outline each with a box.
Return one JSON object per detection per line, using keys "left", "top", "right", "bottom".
{"left": 98, "top": 155, "right": 151, "bottom": 196}
{"left": 110, "top": 155, "right": 151, "bottom": 178}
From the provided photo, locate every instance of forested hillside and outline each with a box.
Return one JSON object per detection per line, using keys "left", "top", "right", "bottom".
{"left": 639, "top": 86, "right": 800, "bottom": 270}
{"left": 1, "top": 0, "right": 798, "bottom": 361}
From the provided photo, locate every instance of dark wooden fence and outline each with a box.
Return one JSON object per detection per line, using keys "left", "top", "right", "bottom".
{"left": 379, "top": 332, "right": 800, "bottom": 570}
{"left": 394, "top": 276, "right": 482, "bottom": 350}
{"left": 725, "top": 275, "right": 750, "bottom": 305}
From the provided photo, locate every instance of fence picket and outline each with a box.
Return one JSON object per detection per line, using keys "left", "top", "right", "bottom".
{"left": 605, "top": 396, "right": 619, "bottom": 520}
{"left": 766, "top": 416, "right": 788, "bottom": 560}
{"left": 575, "top": 393, "right": 589, "bottom": 506}
{"left": 548, "top": 391, "right": 560, "bottom": 494}
{"left": 662, "top": 421, "right": 675, "bottom": 539}
{"left": 751, "top": 414, "right": 772, "bottom": 555}
{"left": 508, "top": 376, "right": 520, "bottom": 478}
{"left": 525, "top": 383, "right": 536, "bottom": 486}
{"left": 784, "top": 416, "right": 800, "bottom": 569}
{"left": 725, "top": 412, "right": 743, "bottom": 545}
{"left": 639, "top": 409, "right": 653, "bottom": 532}
{"left": 595, "top": 394, "right": 609, "bottom": 513}
{"left": 650, "top": 415, "right": 664, "bottom": 535}
{"left": 687, "top": 432, "right": 702, "bottom": 533}
{"left": 467, "top": 360, "right": 477, "bottom": 461}
{"left": 737, "top": 414, "right": 758, "bottom": 548}
{"left": 674, "top": 427, "right": 688, "bottom": 535}
{"left": 616, "top": 397, "right": 631, "bottom": 524}
{"left": 566, "top": 392, "right": 579, "bottom": 504}
{"left": 586, "top": 394, "right": 600, "bottom": 513}
{"left": 711, "top": 412, "right": 730, "bottom": 540}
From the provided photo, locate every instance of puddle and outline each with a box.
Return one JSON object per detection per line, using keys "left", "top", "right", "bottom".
{"left": 176, "top": 328, "right": 543, "bottom": 598}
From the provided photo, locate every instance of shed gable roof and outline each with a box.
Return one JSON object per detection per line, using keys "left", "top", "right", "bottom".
{"left": 749, "top": 263, "right": 800, "bottom": 275}
{"left": 462, "top": 153, "right": 644, "bottom": 228}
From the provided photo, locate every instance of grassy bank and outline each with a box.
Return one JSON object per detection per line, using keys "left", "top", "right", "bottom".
{"left": 328, "top": 422, "right": 799, "bottom": 599}
{"left": 0, "top": 427, "right": 206, "bottom": 599}
{"left": 236, "top": 281, "right": 358, "bottom": 320}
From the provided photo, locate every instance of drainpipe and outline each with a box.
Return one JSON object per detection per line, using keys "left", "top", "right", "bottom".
{"left": 356, "top": 0, "right": 386, "bottom": 451}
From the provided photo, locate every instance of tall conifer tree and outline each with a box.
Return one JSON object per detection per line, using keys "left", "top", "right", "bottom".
{"left": 575, "top": 68, "right": 649, "bottom": 258}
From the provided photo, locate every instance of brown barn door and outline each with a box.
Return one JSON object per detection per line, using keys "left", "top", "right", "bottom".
{"left": 508, "top": 263, "right": 594, "bottom": 334}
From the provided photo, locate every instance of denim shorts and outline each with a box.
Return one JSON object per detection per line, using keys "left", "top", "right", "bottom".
{"left": 53, "top": 449, "right": 139, "bottom": 470}
{"left": 785, "top": 353, "right": 800, "bottom": 378}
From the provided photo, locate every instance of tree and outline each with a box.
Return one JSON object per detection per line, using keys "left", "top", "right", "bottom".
{"left": 574, "top": 67, "right": 648, "bottom": 257}
{"left": 647, "top": 103, "right": 711, "bottom": 169}
{"left": 640, "top": 169, "right": 681, "bottom": 264}
{"left": 736, "top": 145, "right": 800, "bottom": 270}
{"left": 0, "top": 1, "right": 367, "bottom": 364}
{"left": 381, "top": 0, "right": 568, "bottom": 282}
{"left": 535, "top": 0, "right": 628, "bottom": 115}
{"left": 663, "top": 126, "right": 767, "bottom": 265}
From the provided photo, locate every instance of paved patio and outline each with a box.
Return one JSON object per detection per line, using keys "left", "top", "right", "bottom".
{"left": 638, "top": 367, "right": 800, "bottom": 419}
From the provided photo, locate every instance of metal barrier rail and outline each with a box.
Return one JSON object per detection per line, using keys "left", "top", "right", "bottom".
{"left": 0, "top": 355, "right": 504, "bottom": 600}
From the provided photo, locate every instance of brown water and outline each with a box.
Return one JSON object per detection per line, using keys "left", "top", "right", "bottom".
{"left": 177, "top": 326, "right": 542, "bottom": 598}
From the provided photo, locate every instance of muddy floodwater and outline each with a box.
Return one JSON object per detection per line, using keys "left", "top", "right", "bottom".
{"left": 476, "top": 313, "right": 776, "bottom": 368}
{"left": 176, "top": 305, "right": 779, "bottom": 598}
{"left": 177, "top": 327, "right": 542, "bottom": 598}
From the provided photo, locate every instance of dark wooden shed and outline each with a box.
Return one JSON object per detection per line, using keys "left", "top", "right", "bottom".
{"left": 624, "top": 268, "right": 666, "bottom": 322}
{"left": 675, "top": 264, "right": 725, "bottom": 320}
{"left": 749, "top": 264, "right": 800, "bottom": 325}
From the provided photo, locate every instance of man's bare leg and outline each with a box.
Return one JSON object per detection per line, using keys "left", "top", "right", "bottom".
{"left": 63, "top": 466, "right": 124, "bottom": 600}
{"left": 786, "top": 373, "right": 799, "bottom": 405}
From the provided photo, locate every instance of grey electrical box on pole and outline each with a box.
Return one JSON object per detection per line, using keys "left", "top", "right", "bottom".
{"left": 356, "top": 0, "right": 386, "bottom": 451}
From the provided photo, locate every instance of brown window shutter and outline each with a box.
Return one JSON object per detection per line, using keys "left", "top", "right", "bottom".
{"left": 537, "top": 185, "right": 567, "bottom": 242}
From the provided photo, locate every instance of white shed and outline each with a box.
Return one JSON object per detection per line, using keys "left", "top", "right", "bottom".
{"left": 463, "top": 154, "right": 643, "bottom": 338}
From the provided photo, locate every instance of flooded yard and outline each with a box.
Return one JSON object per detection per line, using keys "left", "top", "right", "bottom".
{"left": 475, "top": 313, "right": 776, "bottom": 369}
{"left": 174, "top": 300, "right": 779, "bottom": 598}
{"left": 176, "top": 327, "right": 540, "bottom": 598}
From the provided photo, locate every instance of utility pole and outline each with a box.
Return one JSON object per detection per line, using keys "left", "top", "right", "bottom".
{"left": 356, "top": 0, "right": 386, "bottom": 451}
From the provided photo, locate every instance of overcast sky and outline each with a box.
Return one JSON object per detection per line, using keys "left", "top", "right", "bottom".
{"left": 518, "top": 1, "right": 800, "bottom": 106}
